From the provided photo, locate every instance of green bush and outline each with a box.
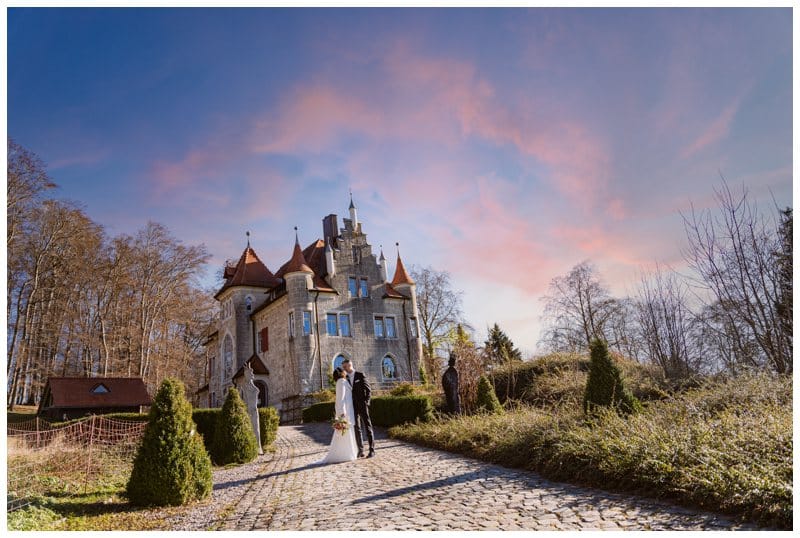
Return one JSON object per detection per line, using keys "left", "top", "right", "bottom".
{"left": 192, "top": 408, "right": 220, "bottom": 457}
{"left": 419, "top": 363, "right": 429, "bottom": 385}
{"left": 309, "top": 389, "right": 335, "bottom": 402}
{"left": 258, "top": 407, "right": 280, "bottom": 448}
{"left": 368, "top": 395, "right": 434, "bottom": 426}
{"left": 213, "top": 388, "right": 258, "bottom": 465}
{"left": 126, "top": 378, "right": 212, "bottom": 506}
{"left": 475, "top": 375, "right": 504, "bottom": 414}
{"left": 302, "top": 395, "right": 433, "bottom": 427}
{"left": 302, "top": 401, "right": 336, "bottom": 423}
{"left": 583, "top": 339, "right": 642, "bottom": 415}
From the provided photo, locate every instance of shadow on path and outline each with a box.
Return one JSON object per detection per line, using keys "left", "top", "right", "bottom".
{"left": 352, "top": 469, "right": 484, "bottom": 505}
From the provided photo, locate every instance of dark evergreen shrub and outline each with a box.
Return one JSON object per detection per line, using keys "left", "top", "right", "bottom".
{"left": 213, "top": 387, "right": 258, "bottom": 465}
{"left": 258, "top": 407, "right": 280, "bottom": 448}
{"left": 302, "top": 402, "right": 336, "bottom": 423}
{"left": 583, "top": 338, "right": 642, "bottom": 415}
{"left": 476, "top": 375, "right": 504, "bottom": 414}
{"left": 192, "top": 408, "right": 221, "bottom": 458}
{"left": 301, "top": 395, "right": 433, "bottom": 426}
{"left": 369, "top": 395, "right": 434, "bottom": 426}
{"left": 126, "top": 378, "right": 212, "bottom": 506}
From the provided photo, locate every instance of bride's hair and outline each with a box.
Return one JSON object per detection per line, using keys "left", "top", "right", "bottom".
{"left": 333, "top": 367, "right": 346, "bottom": 379}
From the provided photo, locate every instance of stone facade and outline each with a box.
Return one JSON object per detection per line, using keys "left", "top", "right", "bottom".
{"left": 201, "top": 200, "right": 423, "bottom": 423}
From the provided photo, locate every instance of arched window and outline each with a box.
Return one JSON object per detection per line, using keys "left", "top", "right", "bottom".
{"left": 223, "top": 335, "right": 234, "bottom": 379}
{"left": 245, "top": 296, "right": 253, "bottom": 312}
{"left": 332, "top": 354, "right": 347, "bottom": 372}
{"left": 382, "top": 355, "right": 397, "bottom": 380}
{"left": 255, "top": 381, "right": 268, "bottom": 407}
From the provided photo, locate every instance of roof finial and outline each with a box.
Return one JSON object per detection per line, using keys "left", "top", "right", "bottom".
{"left": 349, "top": 188, "right": 355, "bottom": 210}
{"left": 246, "top": 230, "right": 250, "bottom": 248}
{"left": 396, "top": 242, "right": 400, "bottom": 256}
{"left": 294, "top": 226, "right": 299, "bottom": 245}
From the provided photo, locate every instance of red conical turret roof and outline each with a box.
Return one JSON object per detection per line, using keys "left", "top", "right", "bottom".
{"left": 284, "top": 238, "right": 314, "bottom": 275}
{"left": 215, "top": 245, "right": 281, "bottom": 298}
{"left": 391, "top": 252, "right": 414, "bottom": 286}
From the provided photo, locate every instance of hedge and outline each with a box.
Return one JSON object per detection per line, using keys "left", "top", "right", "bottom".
{"left": 258, "top": 407, "right": 280, "bottom": 447}
{"left": 302, "top": 395, "right": 433, "bottom": 427}
{"left": 192, "top": 408, "right": 220, "bottom": 455}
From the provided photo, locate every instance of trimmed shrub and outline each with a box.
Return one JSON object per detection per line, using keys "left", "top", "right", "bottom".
{"left": 192, "top": 408, "right": 220, "bottom": 458}
{"left": 213, "top": 388, "right": 258, "bottom": 465}
{"left": 476, "top": 375, "right": 504, "bottom": 414}
{"left": 258, "top": 407, "right": 280, "bottom": 448}
{"left": 583, "top": 339, "right": 642, "bottom": 415}
{"left": 126, "top": 378, "right": 212, "bottom": 506}
{"left": 302, "top": 401, "right": 335, "bottom": 423}
{"left": 369, "top": 395, "right": 434, "bottom": 426}
{"left": 302, "top": 395, "right": 434, "bottom": 427}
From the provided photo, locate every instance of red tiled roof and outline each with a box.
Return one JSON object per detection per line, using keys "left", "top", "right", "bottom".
{"left": 41, "top": 377, "right": 152, "bottom": 409}
{"left": 383, "top": 282, "right": 409, "bottom": 299}
{"left": 216, "top": 246, "right": 281, "bottom": 297}
{"left": 391, "top": 253, "right": 415, "bottom": 286}
{"left": 282, "top": 241, "right": 314, "bottom": 275}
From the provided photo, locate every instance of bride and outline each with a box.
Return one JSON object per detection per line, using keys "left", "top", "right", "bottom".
{"left": 317, "top": 367, "right": 358, "bottom": 464}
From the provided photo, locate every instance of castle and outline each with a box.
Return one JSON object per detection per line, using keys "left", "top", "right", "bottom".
{"left": 196, "top": 196, "right": 423, "bottom": 422}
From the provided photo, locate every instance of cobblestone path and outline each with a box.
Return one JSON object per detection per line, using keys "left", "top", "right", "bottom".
{"left": 168, "top": 423, "right": 762, "bottom": 531}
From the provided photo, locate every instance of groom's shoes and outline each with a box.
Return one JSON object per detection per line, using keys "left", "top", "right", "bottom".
{"left": 366, "top": 449, "right": 375, "bottom": 458}
{"left": 357, "top": 451, "right": 365, "bottom": 458}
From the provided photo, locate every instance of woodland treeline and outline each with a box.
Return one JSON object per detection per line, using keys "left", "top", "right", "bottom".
{"left": 539, "top": 182, "right": 792, "bottom": 380}
{"left": 7, "top": 140, "right": 215, "bottom": 407}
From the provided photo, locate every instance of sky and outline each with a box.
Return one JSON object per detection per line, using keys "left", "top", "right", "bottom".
{"left": 6, "top": 7, "right": 793, "bottom": 355}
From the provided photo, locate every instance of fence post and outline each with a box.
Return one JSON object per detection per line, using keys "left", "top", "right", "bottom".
{"left": 83, "top": 415, "right": 96, "bottom": 495}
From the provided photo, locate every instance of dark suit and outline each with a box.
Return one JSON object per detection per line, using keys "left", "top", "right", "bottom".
{"left": 349, "top": 371, "right": 374, "bottom": 453}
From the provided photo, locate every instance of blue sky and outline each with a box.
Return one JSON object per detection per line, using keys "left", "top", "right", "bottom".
{"left": 7, "top": 7, "right": 793, "bottom": 353}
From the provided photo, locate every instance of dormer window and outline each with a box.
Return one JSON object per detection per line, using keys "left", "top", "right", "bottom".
{"left": 91, "top": 383, "right": 110, "bottom": 394}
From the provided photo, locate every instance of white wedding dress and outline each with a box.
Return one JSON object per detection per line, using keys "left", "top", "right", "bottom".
{"left": 317, "top": 378, "right": 358, "bottom": 464}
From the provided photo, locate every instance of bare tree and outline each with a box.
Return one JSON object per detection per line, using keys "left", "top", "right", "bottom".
{"left": 683, "top": 181, "right": 791, "bottom": 373}
{"left": 410, "top": 265, "right": 465, "bottom": 378}
{"left": 634, "top": 266, "right": 702, "bottom": 380}
{"left": 539, "top": 260, "right": 624, "bottom": 352}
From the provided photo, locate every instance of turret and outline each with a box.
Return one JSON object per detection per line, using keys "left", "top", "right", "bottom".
{"left": 379, "top": 245, "right": 388, "bottom": 282}
{"left": 325, "top": 237, "right": 336, "bottom": 278}
{"left": 349, "top": 192, "right": 358, "bottom": 232}
{"left": 391, "top": 243, "right": 418, "bottom": 315}
{"left": 285, "top": 228, "right": 314, "bottom": 289}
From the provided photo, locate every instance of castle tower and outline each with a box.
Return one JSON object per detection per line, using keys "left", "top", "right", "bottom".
{"left": 349, "top": 192, "right": 359, "bottom": 233}
{"left": 284, "top": 228, "right": 315, "bottom": 291}
{"left": 379, "top": 246, "right": 388, "bottom": 282}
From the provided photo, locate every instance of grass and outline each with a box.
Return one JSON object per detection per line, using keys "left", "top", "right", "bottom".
{"left": 390, "top": 371, "right": 791, "bottom": 529}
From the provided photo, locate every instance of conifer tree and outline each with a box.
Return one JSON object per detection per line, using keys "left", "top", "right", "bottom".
{"left": 583, "top": 338, "right": 641, "bottom": 415}
{"left": 475, "top": 375, "right": 504, "bottom": 414}
{"left": 213, "top": 387, "right": 258, "bottom": 465}
{"left": 126, "top": 378, "right": 212, "bottom": 506}
{"left": 484, "top": 323, "right": 522, "bottom": 367}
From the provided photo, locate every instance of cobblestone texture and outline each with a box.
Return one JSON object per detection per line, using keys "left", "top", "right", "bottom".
{"left": 167, "top": 423, "right": 763, "bottom": 531}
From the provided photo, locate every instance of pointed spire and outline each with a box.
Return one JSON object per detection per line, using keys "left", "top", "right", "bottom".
{"left": 391, "top": 242, "right": 414, "bottom": 286}
{"left": 285, "top": 227, "right": 313, "bottom": 275}
{"left": 379, "top": 244, "right": 385, "bottom": 261}
{"left": 246, "top": 230, "right": 251, "bottom": 248}
{"left": 349, "top": 188, "right": 355, "bottom": 209}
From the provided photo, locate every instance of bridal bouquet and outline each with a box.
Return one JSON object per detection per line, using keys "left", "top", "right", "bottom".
{"left": 332, "top": 414, "right": 350, "bottom": 436}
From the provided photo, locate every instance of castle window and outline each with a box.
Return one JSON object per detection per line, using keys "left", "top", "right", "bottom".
{"left": 352, "top": 246, "right": 361, "bottom": 264}
{"left": 339, "top": 314, "right": 351, "bottom": 337}
{"left": 91, "top": 383, "right": 110, "bottom": 394}
{"left": 302, "top": 311, "right": 313, "bottom": 335}
{"left": 374, "top": 315, "right": 397, "bottom": 339}
{"left": 245, "top": 296, "right": 253, "bottom": 312}
{"left": 288, "top": 312, "right": 295, "bottom": 338}
{"left": 209, "top": 356, "right": 216, "bottom": 382}
{"left": 223, "top": 335, "right": 234, "bottom": 378}
{"left": 360, "top": 278, "right": 369, "bottom": 297}
{"left": 348, "top": 277, "right": 358, "bottom": 297}
{"left": 382, "top": 356, "right": 397, "bottom": 380}
{"left": 326, "top": 313, "right": 339, "bottom": 336}
{"left": 259, "top": 327, "right": 269, "bottom": 352}
{"left": 385, "top": 317, "right": 397, "bottom": 338}
{"left": 333, "top": 354, "right": 347, "bottom": 372}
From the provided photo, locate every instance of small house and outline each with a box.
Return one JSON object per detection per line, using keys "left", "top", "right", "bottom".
{"left": 38, "top": 377, "right": 152, "bottom": 420}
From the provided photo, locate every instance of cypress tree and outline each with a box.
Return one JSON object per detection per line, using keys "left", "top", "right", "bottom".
{"left": 583, "top": 338, "right": 642, "bottom": 415}
{"left": 213, "top": 387, "right": 258, "bottom": 465}
{"left": 475, "top": 375, "right": 504, "bottom": 414}
{"left": 126, "top": 378, "right": 212, "bottom": 506}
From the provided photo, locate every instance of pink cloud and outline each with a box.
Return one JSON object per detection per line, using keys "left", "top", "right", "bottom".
{"left": 680, "top": 97, "right": 741, "bottom": 159}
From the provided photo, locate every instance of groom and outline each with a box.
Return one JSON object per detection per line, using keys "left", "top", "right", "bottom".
{"left": 342, "top": 358, "right": 375, "bottom": 458}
